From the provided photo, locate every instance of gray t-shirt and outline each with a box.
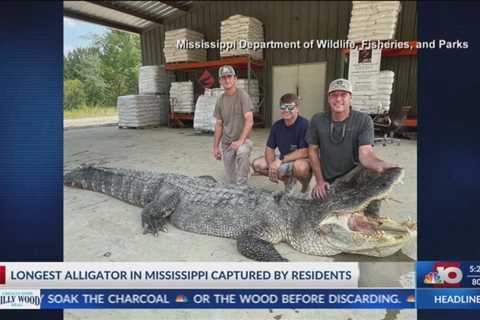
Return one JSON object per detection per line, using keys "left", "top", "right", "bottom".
{"left": 306, "top": 110, "right": 374, "bottom": 182}
{"left": 214, "top": 87, "right": 253, "bottom": 144}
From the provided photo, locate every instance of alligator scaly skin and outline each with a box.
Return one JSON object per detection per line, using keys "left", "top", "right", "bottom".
{"left": 64, "top": 165, "right": 406, "bottom": 261}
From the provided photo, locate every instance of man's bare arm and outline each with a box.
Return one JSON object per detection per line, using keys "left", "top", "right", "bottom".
{"left": 265, "top": 147, "right": 276, "bottom": 167}
{"left": 308, "top": 144, "right": 329, "bottom": 200}
{"left": 213, "top": 119, "right": 224, "bottom": 159}
{"left": 282, "top": 148, "right": 308, "bottom": 163}
{"left": 308, "top": 144, "right": 324, "bottom": 183}
{"left": 230, "top": 111, "right": 254, "bottom": 151}
{"left": 214, "top": 119, "right": 223, "bottom": 148}
{"left": 237, "top": 111, "right": 254, "bottom": 144}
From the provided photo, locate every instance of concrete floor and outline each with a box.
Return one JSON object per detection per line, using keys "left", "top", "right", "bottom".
{"left": 64, "top": 122, "right": 417, "bottom": 320}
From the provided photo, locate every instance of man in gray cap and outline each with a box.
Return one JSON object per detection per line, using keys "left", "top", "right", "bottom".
{"left": 213, "top": 65, "right": 254, "bottom": 185}
{"left": 306, "top": 78, "right": 397, "bottom": 214}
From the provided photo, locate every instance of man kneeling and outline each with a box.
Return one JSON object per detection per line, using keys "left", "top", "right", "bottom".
{"left": 251, "top": 93, "right": 312, "bottom": 193}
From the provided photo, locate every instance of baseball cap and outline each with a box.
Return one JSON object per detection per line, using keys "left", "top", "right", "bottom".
{"left": 328, "top": 78, "right": 352, "bottom": 94}
{"left": 218, "top": 65, "right": 236, "bottom": 77}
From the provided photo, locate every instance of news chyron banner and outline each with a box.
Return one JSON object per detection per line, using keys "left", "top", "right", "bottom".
{"left": 0, "top": 262, "right": 415, "bottom": 309}
{"left": 417, "top": 261, "right": 480, "bottom": 309}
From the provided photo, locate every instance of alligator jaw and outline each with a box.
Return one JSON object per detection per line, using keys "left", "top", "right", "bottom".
{"left": 349, "top": 213, "right": 411, "bottom": 234}
{"left": 319, "top": 210, "right": 416, "bottom": 257}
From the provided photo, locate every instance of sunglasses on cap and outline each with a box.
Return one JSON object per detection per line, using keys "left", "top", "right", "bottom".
{"left": 279, "top": 102, "right": 296, "bottom": 112}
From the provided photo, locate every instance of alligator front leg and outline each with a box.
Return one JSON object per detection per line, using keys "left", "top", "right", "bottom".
{"left": 141, "top": 189, "right": 179, "bottom": 236}
{"left": 237, "top": 224, "right": 287, "bottom": 262}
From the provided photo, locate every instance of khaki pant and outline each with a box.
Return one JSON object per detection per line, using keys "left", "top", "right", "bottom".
{"left": 222, "top": 139, "right": 253, "bottom": 185}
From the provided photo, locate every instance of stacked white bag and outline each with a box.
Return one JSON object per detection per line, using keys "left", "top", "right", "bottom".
{"left": 204, "top": 87, "right": 225, "bottom": 97}
{"left": 193, "top": 95, "right": 218, "bottom": 132}
{"left": 163, "top": 28, "right": 207, "bottom": 63}
{"left": 220, "top": 15, "right": 264, "bottom": 60}
{"left": 236, "top": 79, "right": 261, "bottom": 112}
{"left": 376, "top": 70, "right": 395, "bottom": 112}
{"left": 139, "top": 65, "right": 175, "bottom": 94}
{"left": 352, "top": 70, "right": 395, "bottom": 114}
{"left": 117, "top": 95, "right": 168, "bottom": 127}
{"left": 348, "top": 1, "right": 401, "bottom": 42}
{"left": 169, "top": 81, "right": 194, "bottom": 113}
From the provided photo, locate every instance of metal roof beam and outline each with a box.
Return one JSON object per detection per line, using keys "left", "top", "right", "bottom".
{"left": 64, "top": 9, "right": 142, "bottom": 34}
{"left": 159, "top": 1, "right": 190, "bottom": 12}
{"left": 88, "top": 1, "right": 164, "bottom": 25}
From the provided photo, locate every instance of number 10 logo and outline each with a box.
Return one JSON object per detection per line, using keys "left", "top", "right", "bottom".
{"left": 424, "top": 262, "right": 463, "bottom": 287}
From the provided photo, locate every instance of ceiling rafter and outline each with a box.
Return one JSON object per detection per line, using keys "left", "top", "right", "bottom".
{"left": 159, "top": 1, "right": 190, "bottom": 12}
{"left": 88, "top": 1, "right": 164, "bottom": 24}
{"left": 64, "top": 9, "right": 142, "bottom": 34}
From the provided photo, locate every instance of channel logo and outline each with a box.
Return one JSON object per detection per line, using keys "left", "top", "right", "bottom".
{"left": 0, "top": 266, "right": 5, "bottom": 285}
{"left": 423, "top": 262, "right": 463, "bottom": 287}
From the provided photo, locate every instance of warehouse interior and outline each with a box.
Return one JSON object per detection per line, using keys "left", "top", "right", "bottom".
{"left": 65, "top": 0, "right": 417, "bottom": 128}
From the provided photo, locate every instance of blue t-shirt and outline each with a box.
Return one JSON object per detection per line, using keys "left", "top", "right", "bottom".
{"left": 266, "top": 116, "right": 309, "bottom": 159}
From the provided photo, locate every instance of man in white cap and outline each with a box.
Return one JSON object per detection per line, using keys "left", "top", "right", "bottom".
{"left": 213, "top": 65, "right": 254, "bottom": 185}
{"left": 306, "top": 78, "right": 398, "bottom": 214}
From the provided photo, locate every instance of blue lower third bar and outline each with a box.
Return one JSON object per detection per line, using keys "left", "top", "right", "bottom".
{"left": 39, "top": 289, "right": 415, "bottom": 309}
{"left": 417, "top": 289, "right": 480, "bottom": 309}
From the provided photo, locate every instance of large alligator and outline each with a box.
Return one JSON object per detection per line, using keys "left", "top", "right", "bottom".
{"left": 64, "top": 165, "right": 416, "bottom": 261}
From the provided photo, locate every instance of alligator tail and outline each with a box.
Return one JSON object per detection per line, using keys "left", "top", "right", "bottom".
{"left": 64, "top": 166, "right": 151, "bottom": 207}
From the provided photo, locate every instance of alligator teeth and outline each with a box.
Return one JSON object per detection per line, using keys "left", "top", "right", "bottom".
{"left": 378, "top": 224, "right": 409, "bottom": 233}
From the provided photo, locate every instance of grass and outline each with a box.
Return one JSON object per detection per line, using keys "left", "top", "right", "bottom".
{"left": 64, "top": 105, "right": 118, "bottom": 119}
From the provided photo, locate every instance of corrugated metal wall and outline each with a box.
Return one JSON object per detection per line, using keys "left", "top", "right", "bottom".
{"left": 141, "top": 1, "right": 417, "bottom": 125}
{"left": 385, "top": 1, "right": 417, "bottom": 118}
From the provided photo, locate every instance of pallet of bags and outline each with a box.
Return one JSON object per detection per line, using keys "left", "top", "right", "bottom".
{"left": 348, "top": 1, "right": 401, "bottom": 42}
{"left": 236, "top": 79, "right": 261, "bottom": 112}
{"left": 169, "top": 81, "right": 194, "bottom": 113}
{"left": 220, "top": 15, "right": 264, "bottom": 60}
{"left": 117, "top": 94, "right": 169, "bottom": 128}
{"left": 139, "top": 65, "right": 175, "bottom": 94}
{"left": 376, "top": 70, "right": 395, "bottom": 113}
{"left": 204, "top": 87, "right": 225, "bottom": 97}
{"left": 352, "top": 70, "right": 395, "bottom": 114}
{"left": 352, "top": 94, "right": 381, "bottom": 114}
{"left": 193, "top": 95, "right": 218, "bottom": 132}
{"left": 164, "top": 28, "right": 207, "bottom": 63}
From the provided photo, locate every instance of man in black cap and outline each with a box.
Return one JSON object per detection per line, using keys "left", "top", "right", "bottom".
{"left": 213, "top": 65, "right": 254, "bottom": 185}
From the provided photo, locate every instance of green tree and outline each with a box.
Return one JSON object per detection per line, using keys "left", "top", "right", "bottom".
{"left": 64, "top": 79, "right": 86, "bottom": 110}
{"left": 64, "top": 47, "right": 106, "bottom": 106}
{"left": 94, "top": 31, "right": 141, "bottom": 106}
{"left": 63, "top": 30, "right": 141, "bottom": 109}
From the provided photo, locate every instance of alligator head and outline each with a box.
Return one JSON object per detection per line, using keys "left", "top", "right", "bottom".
{"left": 318, "top": 211, "right": 416, "bottom": 257}
{"left": 313, "top": 167, "right": 416, "bottom": 257}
